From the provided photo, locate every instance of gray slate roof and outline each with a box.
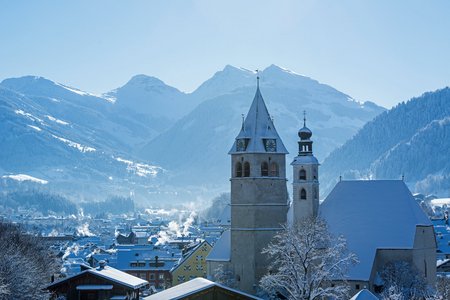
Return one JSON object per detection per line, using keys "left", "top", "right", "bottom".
{"left": 229, "top": 86, "right": 288, "bottom": 154}
{"left": 320, "top": 180, "right": 432, "bottom": 281}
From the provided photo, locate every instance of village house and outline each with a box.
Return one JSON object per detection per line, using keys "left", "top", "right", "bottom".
{"left": 170, "top": 240, "right": 212, "bottom": 286}
{"left": 46, "top": 261, "right": 148, "bottom": 300}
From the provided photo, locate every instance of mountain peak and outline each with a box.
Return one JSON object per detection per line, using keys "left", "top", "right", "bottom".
{"left": 126, "top": 74, "right": 167, "bottom": 87}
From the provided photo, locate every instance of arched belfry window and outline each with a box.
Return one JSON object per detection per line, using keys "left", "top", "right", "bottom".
{"left": 261, "top": 162, "right": 269, "bottom": 177}
{"left": 299, "top": 169, "right": 306, "bottom": 180}
{"left": 235, "top": 162, "right": 242, "bottom": 177}
{"left": 300, "top": 188, "right": 307, "bottom": 200}
{"left": 270, "top": 162, "right": 279, "bottom": 177}
{"left": 243, "top": 162, "right": 250, "bottom": 177}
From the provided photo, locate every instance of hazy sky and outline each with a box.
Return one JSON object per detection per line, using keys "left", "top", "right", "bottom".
{"left": 1, "top": 0, "right": 449, "bottom": 107}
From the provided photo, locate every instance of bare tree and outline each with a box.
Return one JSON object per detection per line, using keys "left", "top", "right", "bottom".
{"left": 260, "top": 217, "right": 358, "bottom": 300}
{"left": 379, "top": 261, "right": 434, "bottom": 300}
{"left": 435, "top": 275, "right": 450, "bottom": 299}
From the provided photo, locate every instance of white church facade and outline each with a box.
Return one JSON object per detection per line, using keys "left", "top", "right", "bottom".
{"left": 206, "top": 80, "right": 436, "bottom": 296}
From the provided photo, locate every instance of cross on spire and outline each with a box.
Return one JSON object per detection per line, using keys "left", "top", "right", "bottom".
{"left": 256, "top": 69, "right": 260, "bottom": 88}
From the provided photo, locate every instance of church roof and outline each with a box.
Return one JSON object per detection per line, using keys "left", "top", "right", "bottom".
{"left": 205, "top": 230, "right": 230, "bottom": 262}
{"left": 320, "top": 180, "right": 432, "bottom": 281}
{"left": 228, "top": 86, "right": 288, "bottom": 154}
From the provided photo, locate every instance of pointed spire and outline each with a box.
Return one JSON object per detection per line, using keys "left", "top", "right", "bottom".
{"left": 241, "top": 114, "right": 245, "bottom": 131}
{"left": 303, "top": 110, "right": 306, "bottom": 127}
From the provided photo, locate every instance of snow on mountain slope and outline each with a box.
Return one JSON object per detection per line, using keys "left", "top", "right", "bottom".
{"left": 320, "top": 87, "right": 450, "bottom": 197}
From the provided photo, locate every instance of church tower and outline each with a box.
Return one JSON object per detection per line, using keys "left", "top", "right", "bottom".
{"left": 228, "top": 78, "right": 288, "bottom": 294}
{"left": 290, "top": 113, "right": 319, "bottom": 221}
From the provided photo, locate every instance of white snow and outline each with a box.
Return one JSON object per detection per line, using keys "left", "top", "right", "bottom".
{"left": 51, "top": 134, "right": 96, "bottom": 153}
{"left": 2, "top": 174, "right": 48, "bottom": 184}
{"left": 349, "top": 289, "right": 378, "bottom": 300}
{"left": 430, "top": 198, "right": 450, "bottom": 207}
{"left": 46, "top": 115, "right": 69, "bottom": 125}
{"left": 144, "top": 277, "right": 261, "bottom": 300}
{"left": 27, "top": 125, "right": 42, "bottom": 131}
{"left": 14, "top": 109, "right": 43, "bottom": 123}
{"left": 115, "top": 157, "right": 160, "bottom": 177}
{"left": 320, "top": 180, "right": 432, "bottom": 281}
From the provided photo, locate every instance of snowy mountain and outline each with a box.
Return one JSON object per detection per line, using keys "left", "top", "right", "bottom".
{"left": 0, "top": 66, "right": 386, "bottom": 203}
{"left": 0, "top": 78, "right": 166, "bottom": 203}
{"left": 320, "top": 87, "right": 450, "bottom": 197}
{"left": 138, "top": 65, "right": 385, "bottom": 186}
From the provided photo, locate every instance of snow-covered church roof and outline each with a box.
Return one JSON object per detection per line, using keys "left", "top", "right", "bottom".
{"left": 228, "top": 84, "right": 288, "bottom": 154}
{"left": 206, "top": 230, "right": 230, "bottom": 262}
{"left": 320, "top": 180, "right": 432, "bottom": 281}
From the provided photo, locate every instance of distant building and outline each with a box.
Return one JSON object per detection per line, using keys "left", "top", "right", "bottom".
{"left": 144, "top": 277, "right": 262, "bottom": 300}
{"left": 171, "top": 240, "right": 212, "bottom": 286}
{"left": 115, "top": 245, "right": 180, "bottom": 289}
{"left": 46, "top": 261, "right": 148, "bottom": 300}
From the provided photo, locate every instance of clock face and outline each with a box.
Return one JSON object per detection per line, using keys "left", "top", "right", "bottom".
{"left": 265, "top": 139, "right": 277, "bottom": 152}
{"left": 236, "top": 139, "right": 248, "bottom": 152}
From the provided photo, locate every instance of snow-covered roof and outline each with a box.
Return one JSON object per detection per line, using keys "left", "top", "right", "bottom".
{"left": 229, "top": 86, "right": 288, "bottom": 154}
{"left": 291, "top": 155, "right": 319, "bottom": 165}
{"left": 206, "top": 230, "right": 230, "bottom": 262}
{"left": 144, "top": 277, "right": 262, "bottom": 300}
{"left": 88, "top": 266, "right": 148, "bottom": 289}
{"left": 349, "top": 289, "right": 378, "bottom": 300}
{"left": 320, "top": 180, "right": 432, "bottom": 281}
{"left": 47, "top": 265, "right": 148, "bottom": 290}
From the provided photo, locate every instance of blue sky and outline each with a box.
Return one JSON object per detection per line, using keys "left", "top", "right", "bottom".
{"left": 1, "top": 0, "right": 449, "bottom": 107}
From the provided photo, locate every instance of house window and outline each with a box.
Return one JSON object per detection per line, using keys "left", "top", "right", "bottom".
{"left": 196, "top": 265, "right": 204, "bottom": 271}
{"left": 299, "top": 169, "right": 306, "bottom": 180}
{"left": 261, "top": 162, "right": 269, "bottom": 176}
{"left": 139, "top": 273, "right": 147, "bottom": 280}
{"left": 235, "top": 162, "right": 242, "bottom": 177}
{"left": 177, "top": 275, "right": 185, "bottom": 282}
{"left": 196, "top": 255, "right": 203, "bottom": 261}
{"left": 356, "top": 284, "right": 360, "bottom": 290}
{"left": 159, "top": 274, "right": 164, "bottom": 280}
{"left": 300, "top": 188, "right": 307, "bottom": 200}
{"left": 243, "top": 162, "right": 250, "bottom": 177}
{"left": 150, "top": 274, "right": 155, "bottom": 280}
{"left": 183, "top": 265, "right": 192, "bottom": 271}
{"left": 270, "top": 162, "right": 279, "bottom": 177}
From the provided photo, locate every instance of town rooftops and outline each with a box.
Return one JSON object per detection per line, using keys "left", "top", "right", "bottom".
{"left": 144, "top": 277, "right": 262, "bottom": 300}
{"left": 320, "top": 180, "right": 432, "bottom": 281}
{"left": 46, "top": 265, "right": 148, "bottom": 290}
{"left": 206, "top": 230, "right": 230, "bottom": 262}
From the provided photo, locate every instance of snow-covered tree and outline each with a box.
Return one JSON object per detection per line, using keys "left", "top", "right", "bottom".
{"left": 379, "top": 261, "right": 434, "bottom": 300}
{"left": 435, "top": 275, "right": 450, "bottom": 299}
{"left": 260, "top": 217, "right": 358, "bottom": 300}
{"left": 212, "top": 264, "right": 235, "bottom": 288}
{"left": 0, "top": 221, "right": 58, "bottom": 300}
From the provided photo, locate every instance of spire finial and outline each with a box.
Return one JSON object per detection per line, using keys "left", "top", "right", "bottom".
{"left": 303, "top": 110, "right": 306, "bottom": 127}
{"left": 241, "top": 114, "right": 245, "bottom": 130}
{"left": 256, "top": 69, "right": 260, "bottom": 89}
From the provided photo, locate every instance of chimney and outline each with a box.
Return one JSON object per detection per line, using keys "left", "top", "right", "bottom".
{"left": 98, "top": 260, "right": 107, "bottom": 270}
